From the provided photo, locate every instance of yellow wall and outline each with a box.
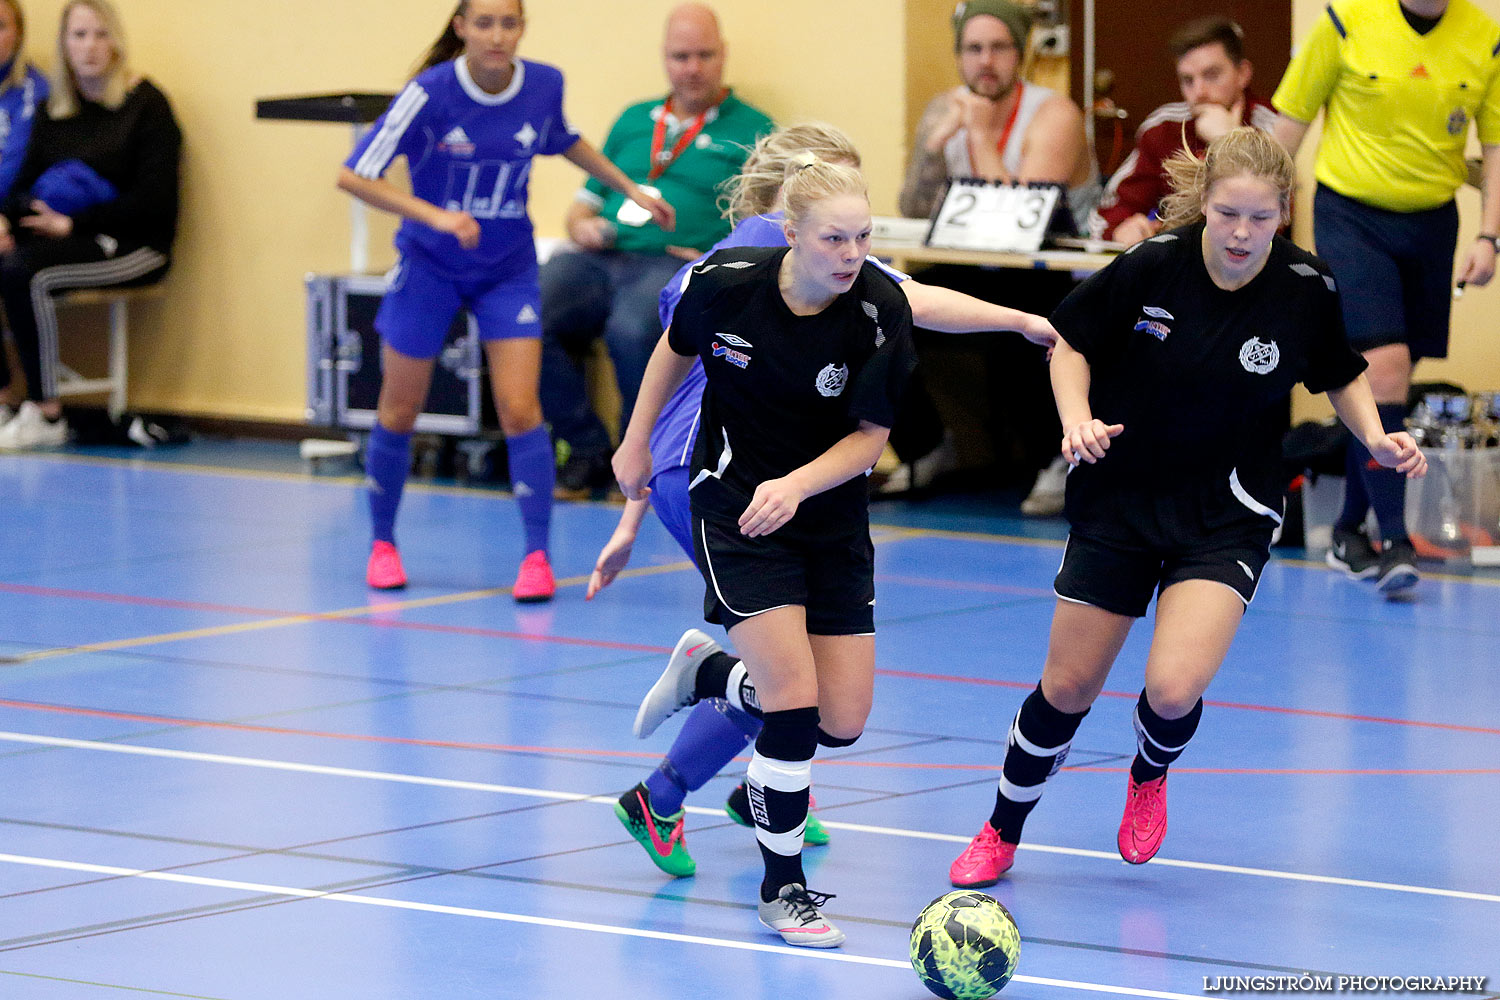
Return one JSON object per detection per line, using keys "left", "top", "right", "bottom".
{"left": 25, "top": 0, "right": 903, "bottom": 421}
{"left": 1288, "top": 0, "right": 1500, "bottom": 421}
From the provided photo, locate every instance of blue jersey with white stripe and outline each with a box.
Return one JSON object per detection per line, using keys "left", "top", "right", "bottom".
{"left": 649, "top": 212, "right": 907, "bottom": 475}
{"left": 347, "top": 57, "right": 579, "bottom": 283}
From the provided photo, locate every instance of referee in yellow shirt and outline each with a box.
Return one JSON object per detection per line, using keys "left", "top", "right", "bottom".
{"left": 1272, "top": 0, "right": 1500, "bottom": 595}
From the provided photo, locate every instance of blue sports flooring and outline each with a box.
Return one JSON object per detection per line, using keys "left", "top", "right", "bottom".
{"left": 0, "top": 442, "right": 1496, "bottom": 999}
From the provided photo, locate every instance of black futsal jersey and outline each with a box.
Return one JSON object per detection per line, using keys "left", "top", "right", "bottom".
{"left": 1051, "top": 224, "right": 1367, "bottom": 550}
{"left": 668, "top": 246, "right": 916, "bottom": 537}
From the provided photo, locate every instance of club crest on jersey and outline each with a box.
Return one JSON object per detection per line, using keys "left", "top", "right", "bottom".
{"left": 1238, "top": 337, "right": 1280, "bottom": 374}
{"left": 712, "top": 341, "right": 751, "bottom": 369}
{"left": 1447, "top": 107, "right": 1468, "bottom": 136}
{"left": 815, "top": 363, "right": 849, "bottom": 397}
{"left": 439, "top": 126, "right": 475, "bottom": 157}
{"left": 514, "top": 122, "right": 538, "bottom": 150}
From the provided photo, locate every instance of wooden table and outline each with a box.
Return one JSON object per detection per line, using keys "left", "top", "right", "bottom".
{"left": 870, "top": 240, "right": 1117, "bottom": 275}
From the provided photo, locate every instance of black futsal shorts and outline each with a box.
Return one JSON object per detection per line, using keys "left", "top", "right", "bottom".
{"left": 1053, "top": 530, "right": 1270, "bottom": 618}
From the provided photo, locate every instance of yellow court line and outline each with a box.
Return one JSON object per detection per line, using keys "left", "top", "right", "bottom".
{"left": 5, "top": 561, "right": 694, "bottom": 665}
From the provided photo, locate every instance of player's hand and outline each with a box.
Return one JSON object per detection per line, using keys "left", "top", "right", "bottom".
{"left": 633, "top": 190, "right": 676, "bottom": 233}
{"left": 1456, "top": 237, "right": 1497, "bottom": 288}
{"left": 1111, "top": 214, "right": 1159, "bottom": 247}
{"left": 739, "top": 477, "right": 805, "bottom": 537}
{"left": 1369, "top": 431, "right": 1427, "bottom": 478}
{"left": 19, "top": 200, "right": 72, "bottom": 239}
{"left": 612, "top": 441, "right": 654, "bottom": 502}
{"left": 436, "top": 209, "right": 480, "bottom": 249}
{"left": 585, "top": 527, "right": 637, "bottom": 600}
{"left": 569, "top": 215, "right": 615, "bottom": 251}
{"left": 1061, "top": 419, "right": 1124, "bottom": 465}
{"left": 1019, "top": 314, "right": 1059, "bottom": 349}
{"left": 1192, "top": 97, "right": 1242, "bottom": 144}
{"left": 665, "top": 245, "right": 703, "bottom": 262}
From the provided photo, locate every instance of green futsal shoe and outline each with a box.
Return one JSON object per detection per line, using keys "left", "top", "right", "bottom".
{"left": 615, "top": 783, "right": 696, "bottom": 877}
{"left": 725, "top": 781, "right": 831, "bottom": 846}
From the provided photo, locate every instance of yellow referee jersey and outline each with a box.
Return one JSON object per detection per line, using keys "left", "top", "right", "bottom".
{"left": 1273, "top": 0, "right": 1500, "bottom": 212}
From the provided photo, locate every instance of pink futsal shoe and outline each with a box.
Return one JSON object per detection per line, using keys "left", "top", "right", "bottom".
{"left": 513, "top": 550, "right": 555, "bottom": 603}
{"left": 1117, "top": 774, "right": 1168, "bottom": 864}
{"left": 949, "top": 824, "right": 1016, "bottom": 888}
{"left": 366, "top": 541, "right": 407, "bottom": 590}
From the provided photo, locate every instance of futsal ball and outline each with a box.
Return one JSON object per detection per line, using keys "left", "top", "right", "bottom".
{"left": 909, "top": 890, "right": 1021, "bottom": 999}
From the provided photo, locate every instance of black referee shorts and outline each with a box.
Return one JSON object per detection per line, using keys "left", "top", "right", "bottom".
{"left": 692, "top": 515, "right": 875, "bottom": 636}
{"left": 1054, "top": 531, "right": 1269, "bottom": 618}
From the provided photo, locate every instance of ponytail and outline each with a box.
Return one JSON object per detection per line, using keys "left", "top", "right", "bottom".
{"left": 414, "top": 2, "right": 467, "bottom": 77}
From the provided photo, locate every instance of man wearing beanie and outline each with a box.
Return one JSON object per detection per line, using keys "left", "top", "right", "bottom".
{"left": 899, "top": 0, "right": 1100, "bottom": 232}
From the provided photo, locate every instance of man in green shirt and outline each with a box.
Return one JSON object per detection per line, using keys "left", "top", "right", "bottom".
{"left": 539, "top": 3, "right": 772, "bottom": 496}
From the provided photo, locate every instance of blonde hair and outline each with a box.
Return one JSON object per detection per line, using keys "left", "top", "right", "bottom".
{"left": 0, "top": 0, "right": 29, "bottom": 92}
{"left": 718, "top": 122, "right": 861, "bottom": 223}
{"left": 50, "top": 0, "right": 131, "bottom": 117}
{"left": 780, "top": 157, "right": 869, "bottom": 229}
{"left": 1159, "top": 126, "right": 1293, "bottom": 231}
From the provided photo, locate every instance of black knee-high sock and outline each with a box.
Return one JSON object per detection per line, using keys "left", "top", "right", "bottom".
{"left": 747, "top": 706, "right": 819, "bottom": 902}
{"left": 1130, "top": 691, "right": 1203, "bottom": 783}
{"left": 1358, "top": 403, "right": 1411, "bottom": 545}
{"left": 693, "top": 652, "right": 762, "bottom": 719}
{"left": 1336, "top": 432, "right": 1372, "bottom": 532}
{"left": 989, "top": 686, "right": 1089, "bottom": 844}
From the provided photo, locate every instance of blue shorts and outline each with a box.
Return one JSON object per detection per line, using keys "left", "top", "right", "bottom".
{"left": 1312, "top": 184, "right": 1459, "bottom": 361}
{"left": 376, "top": 251, "right": 542, "bottom": 360}
{"left": 649, "top": 465, "right": 694, "bottom": 558}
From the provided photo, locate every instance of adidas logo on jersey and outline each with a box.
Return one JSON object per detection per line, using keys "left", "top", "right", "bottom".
{"left": 516, "top": 304, "right": 538, "bottom": 324}
{"left": 439, "top": 126, "right": 476, "bottom": 156}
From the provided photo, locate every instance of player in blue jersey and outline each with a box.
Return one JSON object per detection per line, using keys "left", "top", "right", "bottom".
{"left": 337, "top": 0, "right": 673, "bottom": 600}
{"left": 0, "top": 0, "right": 47, "bottom": 205}
{"left": 584, "top": 123, "right": 1060, "bottom": 880}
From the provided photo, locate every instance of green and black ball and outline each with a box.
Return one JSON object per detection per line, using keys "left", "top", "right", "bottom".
{"left": 909, "top": 890, "right": 1021, "bottom": 1000}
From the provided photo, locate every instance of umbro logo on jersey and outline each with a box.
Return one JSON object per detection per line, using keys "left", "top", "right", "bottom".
{"left": 516, "top": 304, "right": 538, "bottom": 324}
{"left": 439, "top": 126, "right": 475, "bottom": 156}
{"left": 715, "top": 332, "right": 753, "bottom": 348}
{"left": 1142, "top": 306, "right": 1173, "bottom": 320}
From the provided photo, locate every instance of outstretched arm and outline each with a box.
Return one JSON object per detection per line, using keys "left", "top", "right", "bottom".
{"left": 901, "top": 279, "right": 1057, "bottom": 347}
{"left": 586, "top": 498, "right": 652, "bottom": 599}
{"left": 562, "top": 138, "right": 675, "bottom": 232}
{"left": 1327, "top": 375, "right": 1426, "bottom": 477}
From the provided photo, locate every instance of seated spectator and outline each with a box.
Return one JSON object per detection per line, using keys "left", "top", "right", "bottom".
{"left": 0, "top": 0, "right": 48, "bottom": 203}
{"left": 538, "top": 2, "right": 772, "bottom": 497}
{"left": 0, "top": 0, "right": 179, "bottom": 449}
{"left": 1090, "top": 16, "right": 1276, "bottom": 246}
{"left": 900, "top": 0, "right": 1100, "bottom": 231}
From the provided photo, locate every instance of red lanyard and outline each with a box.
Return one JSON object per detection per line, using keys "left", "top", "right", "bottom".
{"left": 994, "top": 80, "right": 1025, "bottom": 158}
{"left": 648, "top": 90, "right": 726, "bottom": 183}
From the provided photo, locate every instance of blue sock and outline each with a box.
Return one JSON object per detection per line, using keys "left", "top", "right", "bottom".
{"left": 1360, "top": 403, "right": 1411, "bottom": 544}
{"left": 644, "top": 699, "right": 760, "bottom": 816}
{"left": 1336, "top": 434, "right": 1372, "bottom": 533}
{"left": 506, "top": 425, "right": 555, "bottom": 556}
{"left": 366, "top": 422, "right": 412, "bottom": 545}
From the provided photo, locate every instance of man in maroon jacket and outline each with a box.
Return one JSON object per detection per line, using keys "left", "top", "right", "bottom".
{"left": 1089, "top": 17, "right": 1277, "bottom": 245}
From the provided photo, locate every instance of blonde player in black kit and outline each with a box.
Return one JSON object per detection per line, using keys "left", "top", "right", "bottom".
{"left": 948, "top": 127, "right": 1427, "bottom": 887}
{"left": 613, "top": 157, "right": 915, "bottom": 948}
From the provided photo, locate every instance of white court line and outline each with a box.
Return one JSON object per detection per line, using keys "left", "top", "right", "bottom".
{"left": 3, "top": 730, "right": 1497, "bottom": 905}
{"left": 0, "top": 851, "right": 1204, "bottom": 1000}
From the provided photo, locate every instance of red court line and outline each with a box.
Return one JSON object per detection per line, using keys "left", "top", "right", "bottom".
{"left": 875, "top": 668, "right": 1500, "bottom": 737}
{"left": 7, "top": 583, "right": 1496, "bottom": 736}
{"left": 2, "top": 699, "right": 1497, "bottom": 776}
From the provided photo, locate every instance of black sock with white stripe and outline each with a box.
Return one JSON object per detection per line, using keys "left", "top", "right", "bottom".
{"left": 747, "top": 706, "right": 819, "bottom": 902}
{"left": 693, "top": 652, "right": 762, "bottom": 719}
{"left": 1129, "top": 691, "right": 1202, "bottom": 783}
{"left": 989, "top": 686, "right": 1088, "bottom": 844}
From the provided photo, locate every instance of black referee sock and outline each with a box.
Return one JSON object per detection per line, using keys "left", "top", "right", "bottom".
{"left": 692, "top": 651, "right": 762, "bottom": 719}
{"left": 989, "top": 686, "right": 1089, "bottom": 844}
{"left": 1130, "top": 691, "right": 1203, "bottom": 784}
{"left": 747, "top": 706, "right": 819, "bottom": 902}
{"left": 1358, "top": 403, "right": 1412, "bottom": 545}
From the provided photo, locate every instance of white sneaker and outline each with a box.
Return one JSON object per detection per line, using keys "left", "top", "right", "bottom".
{"left": 1020, "top": 455, "right": 1068, "bottom": 516}
{"left": 633, "top": 629, "right": 721, "bottom": 738}
{"left": 757, "top": 883, "right": 845, "bottom": 948}
{"left": 0, "top": 403, "right": 14, "bottom": 427}
{"left": 0, "top": 402, "right": 67, "bottom": 450}
{"left": 876, "top": 433, "right": 959, "bottom": 495}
